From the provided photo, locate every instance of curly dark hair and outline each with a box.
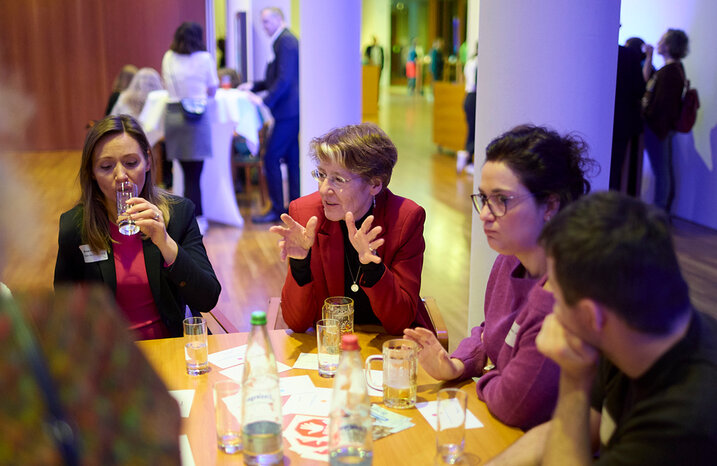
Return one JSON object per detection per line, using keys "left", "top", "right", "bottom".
{"left": 485, "top": 125, "right": 597, "bottom": 211}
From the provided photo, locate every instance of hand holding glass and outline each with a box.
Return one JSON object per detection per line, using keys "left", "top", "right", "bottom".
{"left": 436, "top": 388, "right": 468, "bottom": 464}
{"left": 316, "top": 319, "right": 340, "bottom": 377}
{"left": 184, "top": 317, "right": 210, "bottom": 375}
{"left": 116, "top": 181, "right": 139, "bottom": 235}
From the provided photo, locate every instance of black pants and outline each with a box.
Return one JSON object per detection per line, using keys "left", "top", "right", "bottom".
{"left": 264, "top": 117, "right": 300, "bottom": 215}
{"left": 180, "top": 160, "right": 204, "bottom": 216}
{"left": 463, "top": 92, "right": 477, "bottom": 163}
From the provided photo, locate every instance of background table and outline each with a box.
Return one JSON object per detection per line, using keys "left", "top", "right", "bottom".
{"left": 137, "top": 330, "right": 522, "bottom": 465}
{"left": 138, "top": 89, "right": 264, "bottom": 227}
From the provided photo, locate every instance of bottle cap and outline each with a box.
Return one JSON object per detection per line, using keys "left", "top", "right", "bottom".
{"left": 341, "top": 333, "right": 359, "bottom": 351}
{"left": 250, "top": 311, "right": 267, "bottom": 326}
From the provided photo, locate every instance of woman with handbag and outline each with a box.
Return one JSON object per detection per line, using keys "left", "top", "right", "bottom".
{"left": 641, "top": 28, "right": 689, "bottom": 214}
{"left": 162, "top": 22, "right": 219, "bottom": 233}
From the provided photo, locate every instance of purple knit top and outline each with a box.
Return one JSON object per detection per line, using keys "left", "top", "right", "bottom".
{"left": 451, "top": 255, "right": 559, "bottom": 430}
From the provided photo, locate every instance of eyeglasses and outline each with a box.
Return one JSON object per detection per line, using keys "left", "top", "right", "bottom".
{"left": 311, "top": 169, "right": 354, "bottom": 188}
{"left": 471, "top": 192, "right": 534, "bottom": 217}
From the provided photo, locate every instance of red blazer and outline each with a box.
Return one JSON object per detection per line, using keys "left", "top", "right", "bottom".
{"left": 281, "top": 189, "right": 432, "bottom": 334}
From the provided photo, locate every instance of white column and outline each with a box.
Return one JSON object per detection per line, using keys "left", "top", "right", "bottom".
{"left": 299, "top": 0, "right": 362, "bottom": 196}
{"left": 466, "top": 0, "right": 620, "bottom": 330}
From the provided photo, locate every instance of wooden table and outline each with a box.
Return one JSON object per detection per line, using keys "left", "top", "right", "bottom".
{"left": 137, "top": 330, "right": 522, "bottom": 465}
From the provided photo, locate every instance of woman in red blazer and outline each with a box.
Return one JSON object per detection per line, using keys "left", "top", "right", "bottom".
{"left": 270, "top": 123, "right": 432, "bottom": 334}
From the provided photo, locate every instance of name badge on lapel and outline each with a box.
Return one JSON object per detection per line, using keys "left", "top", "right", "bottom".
{"left": 79, "top": 244, "right": 108, "bottom": 263}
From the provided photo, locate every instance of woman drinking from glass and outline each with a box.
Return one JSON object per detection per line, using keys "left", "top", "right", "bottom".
{"left": 54, "top": 115, "right": 221, "bottom": 339}
{"left": 405, "top": 125, "right": 595, "bottom": 430}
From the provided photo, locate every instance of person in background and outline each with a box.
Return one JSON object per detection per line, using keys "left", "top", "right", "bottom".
{"left": 240, "top": 7, "right": 300, "bottom": 224}
{"left": 457, "top": 42, "right": 478, "bottom": 175}
{"left": 609, "top": 44, "right": 645, "bottom": 196}
{"left": 54, "top": 115, "right": 221, "bottom": 339}
{"left": 430, "top": 38, "right": 445, "bottom": 83}
{"left": 489, "top": 192, "right": 717, "bottom": 465}
{"left": 625, "top": 36, "right": 655, "bottom": 82}
{"left": 406, "top": 38, "right": 418, "bottom": 95}
{"left": 217, "top": 37, "right": 226, "bottom": 68}
{"left": 110, "top": 67, "right": 164, "bottom": 120}
{"left": 162, "top": 21, "right": 219, "bottom": 234}
{"left": 270, "top": 123, "right": 434, "bottom": 335}
{"left": 105, "top": 64, "right": 137, "bottom": 116}
{"left": 405, "top": 125, "right": 595, "bottom": 430}
{"left": 218, "top": 67, "right": 241, "bottom": 89}
{"left": 641, "top": 28, "right": 689, "bottom": 214}
{"left": 364, "top": 35, "right": 384, "bottom": 79}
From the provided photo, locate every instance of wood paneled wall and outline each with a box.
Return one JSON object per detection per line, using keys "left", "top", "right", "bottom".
{"left": 0, "top": 0, "right": 205, "bottom": 151}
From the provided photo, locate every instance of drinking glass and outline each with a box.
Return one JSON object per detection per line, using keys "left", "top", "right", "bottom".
{"left": 116, "top": 181, "right": 139, "bottom": 235}
{"left": 321, "top": 296, "right": 354, "bottom": 335}
{"left": 214, "top": 380, "right": 242, "bottom": 454}
{"left": 184, "top": 317, "right": 210, "bottom": 375}
{"left": 436, "top": 388, "right": 467, "bottom": 464}
{"left": 365, "top": 339, "right": 417, "bottom": 409}
{"left": 316, "top": 318, "right": 340, "bottom": 377}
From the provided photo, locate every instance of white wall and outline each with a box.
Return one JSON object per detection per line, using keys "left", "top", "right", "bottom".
{"left": 620, "top": 0, "right": 717, "bottom": 229}
{"left": 467, "top": 0, "right": 620, "bottom": 330}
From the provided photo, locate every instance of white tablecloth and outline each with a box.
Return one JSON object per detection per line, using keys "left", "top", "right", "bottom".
{"left": 138, "top": 89, "right": 263, "bottom": 227}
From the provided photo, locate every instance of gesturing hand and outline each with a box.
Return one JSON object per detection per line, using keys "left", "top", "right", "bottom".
{"left": 403, "top": 327, "right": 463, "bottom": 381}
{"left": 345, "top": 211, "right": 384, "bottom": 265}
{"left": 269, "top": 214, "right": 318, "bottom": 261}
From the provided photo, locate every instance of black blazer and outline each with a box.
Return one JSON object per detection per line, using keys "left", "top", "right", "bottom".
{"left": 252, "top": 28, "right": 299, "bottom": 121}
{"left": 54, "top": 197, "right": 221, "bottom": 337}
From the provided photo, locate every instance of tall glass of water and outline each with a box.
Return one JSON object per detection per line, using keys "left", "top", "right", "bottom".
{"left": 116, "top": 181, "right": 139, "bottom": 235}
{"left": 184, "top": 317, "right": 210, "bottom": 375}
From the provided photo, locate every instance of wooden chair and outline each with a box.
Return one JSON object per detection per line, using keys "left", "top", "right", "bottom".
{"left": 231, "top": 122, "right": 270, "bottom": 211}
{"left": 266, "top": 296, "right": 449, "bottom": 350}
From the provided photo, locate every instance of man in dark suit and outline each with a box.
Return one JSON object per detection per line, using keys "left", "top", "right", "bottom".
{"left": 246, "top": 7, "right": 300, "bottom": 223}
{"left": 364, "top": 35, "right": 384, "bottom": 78}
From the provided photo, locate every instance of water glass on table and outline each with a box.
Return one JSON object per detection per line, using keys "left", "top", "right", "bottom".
{"left": 365, "top": 339, "right": 418, "bottom": 409}
{"left": 214, "top": 380, "right": 242, "bottom": 454}
{"left": 183, "top": 317, "right": 210, "bottom": 375}
{"left": 322, "top": 296, "right": 354, "bottom": 335}
{"left": 316, "top": 318, "right": 340, "bottom": 377}
{"left": 116, "top": 180, "right": 139, "bottom": 235}
{"left": 436, "top": 388, "right": 468, "bottom": 465}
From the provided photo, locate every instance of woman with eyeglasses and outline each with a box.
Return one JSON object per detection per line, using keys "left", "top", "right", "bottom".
{"left": 405, "top": 125, "right": 594, "bottom": 430}
{"left": 269, "top": 123, "right": 434, "bottom": 334}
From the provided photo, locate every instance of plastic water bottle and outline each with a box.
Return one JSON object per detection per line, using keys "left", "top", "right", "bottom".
{"left": 329, "top": 334, "right": 373, "bottom": 465}
{"left": 241, "top": 311, "right": 283, "bottom": 465}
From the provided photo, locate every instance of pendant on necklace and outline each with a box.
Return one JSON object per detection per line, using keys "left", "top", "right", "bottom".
{"left": 351, "top": 283, "right": 359, "bottom": 293}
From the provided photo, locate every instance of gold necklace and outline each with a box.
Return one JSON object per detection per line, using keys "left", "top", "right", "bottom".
{"left": 345, "top": 254, "right": 360, "bottom": 293}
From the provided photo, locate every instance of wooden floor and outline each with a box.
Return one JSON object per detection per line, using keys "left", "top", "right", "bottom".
{"left": 2, "top": 86, "right": 715, "bottom": 348}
